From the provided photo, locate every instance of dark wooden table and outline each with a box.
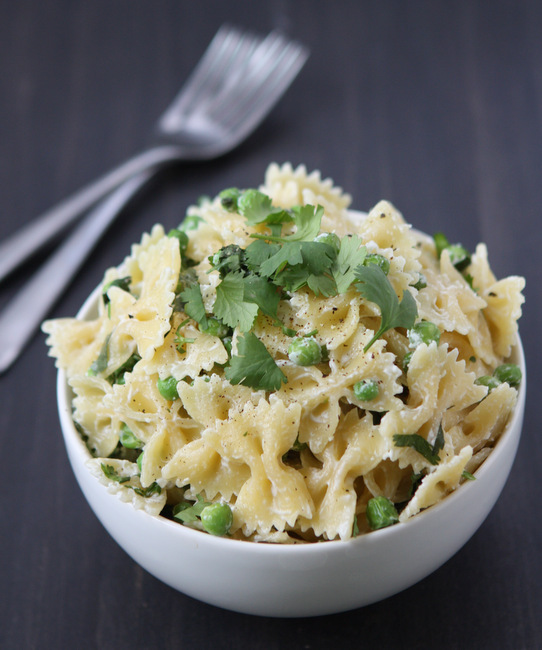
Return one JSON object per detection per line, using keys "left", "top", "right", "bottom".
{"left": 1, "top": 1, "right": 540, "bottom": 648}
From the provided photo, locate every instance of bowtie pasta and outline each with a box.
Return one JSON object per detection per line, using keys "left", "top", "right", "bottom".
{"left": 43, "top": 163, "right": 525, "bottom": 543}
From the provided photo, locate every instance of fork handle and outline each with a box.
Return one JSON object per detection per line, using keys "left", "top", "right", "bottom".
{"left": 0, "top": 144, "right": 181, "bottom": 284}
{"left": 0, "top": 170, "right": 155, "bottom": 374}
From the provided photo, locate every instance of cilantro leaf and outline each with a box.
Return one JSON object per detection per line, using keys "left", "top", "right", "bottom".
{"left": 213, "top": 272, "right": 259, "bottom": 332}
{"left": 332, "top": 235, "right": 366, "bottom": 293}
{"left": 242, "top": 274, "right": 281, "bottom": 320}
{"left": 209, "top": 244, "right": 248, "bottom": 278}
{"left": 173, "top": 495, "right": 211, "bottom": 523}
{"left": 180, "top": 283, "right": 208, "bottom": 329}
{"left": 393, "top": 434, "right": 441, "bottom": 465}
{"left": 244, "top": 240, "right": 280, "bottom": 271}
{"left": 261, "top": 241, "right": 336, "bottom": 294}
{"left": 101, "top": 463, "right": 131, "bottom": 483}
{"left": 102, "top": 276, "right": 131, "bottom": 307}
{"left": 132, "top": 482, "right": 162, "bottom": 497}
{"left": 282, "top": 204, "right": 324, "bottom": 242}
{"left": 225, "top": 332, "right": 287, "bottom": 391}
{"left": 432, "top": 423, "right": 445, "bottom": 456}
{"left": 259, "top": 241, "right": 304, "bottom": 277}
{"left": 354, "top": 264, "right": 418, "bottom": 351}
{"left": 238, "top": 189, "right": 290, "bottom": 225}
{"left": 306, "top": 273, "right": 337, "bottom": 297}
{"left": 88, "top": 333, "right": 111, "bottom": 376}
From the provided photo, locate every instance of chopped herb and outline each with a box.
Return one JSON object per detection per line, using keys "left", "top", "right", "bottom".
{"left": 200, "top": 317, "right": 231, "bottom": 339}
{"left": 173, "top": 494, "right": 211, "bottom": 524}
{"left": 213, "top": 272, "right": 260, "bottom": 332}
{"left": 107, "top": 352, "right": 141, "bottom": 385}
{"left": 132, "top": 482, "right": 162, "bottom": 497}
{"left": 168, "top": 228, "right": 189, "bottom": 256}
{"left": 366, "top": 496, "right": 399, "bottom": 530}
{"left": 241, "top": 273, "right": 281, "bottom": 320}
{"left": 102, "top": 277, "right": 131, "bottom": 315}
{"left": 238, "top": 189, "right": 288, "bottom": 225}
{"left": 352, "top": 515, "right": 360, "bottom": 538}
{"left": 331, "top": 235, "right": 366, "bottom": 293}
{"left": 225, "top": 332, "right": 287, "bottom": 391}
{"left": 88, "top": 333, "right": 112, "bottom": 376}
{"left": 393, "top": 433, "right": 441, "bottom": 465}
{"left": 354, "top": 264, "right": 418, "bottom": 352}
{"left": 209, "top": 244, "right": 249, "bottom": 278}
{"left": 179, "top": 282, "right": 208, "bottom": 329}
{"left": 101, "top": 463, "right": 131, "bottom": 484}
{"left": 462, "top": 470, "right": 476, "bottom": 481}
{"left": 174, "top": 322, "right": 196, "bottom": 354}
{"left": 432, "top": 423, "right": 445, "bottom": 457}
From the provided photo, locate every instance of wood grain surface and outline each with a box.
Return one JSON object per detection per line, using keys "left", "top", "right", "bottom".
{"left": 1, "top": 1, "right": 540, "bottom": 648}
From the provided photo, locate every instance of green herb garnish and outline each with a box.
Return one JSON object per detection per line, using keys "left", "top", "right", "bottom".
{"left": 225, "top": 332, "right": 287, "bottom": 391}
{"left": 354, "top": 264, "right": 418, "bottom": 351}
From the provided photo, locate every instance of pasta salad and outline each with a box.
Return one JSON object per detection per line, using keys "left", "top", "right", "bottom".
{"left": 43, "top": 163, "right": 525, "bottom": 542}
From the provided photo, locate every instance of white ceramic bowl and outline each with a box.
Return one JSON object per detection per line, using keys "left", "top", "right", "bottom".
{"left": 57, "top": 286, "right": 526, "bottom": 618}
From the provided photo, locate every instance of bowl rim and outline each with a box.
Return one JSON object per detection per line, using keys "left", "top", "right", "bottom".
{"left": 57, "top": 239, "right": 526, "bottom": 557}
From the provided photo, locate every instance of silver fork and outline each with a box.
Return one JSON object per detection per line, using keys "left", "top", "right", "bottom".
{"left": 0, "top": 26, "right": 309, "bottom": 373}
{"left": 0, "top": 25, "right": 308, "bottom": 283}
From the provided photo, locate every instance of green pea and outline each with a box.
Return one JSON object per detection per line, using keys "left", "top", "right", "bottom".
{"left": 200, "top": 317, "right": 230, "bottom": 339}
{"left": 314, "top": 232, "right": 341, "bottom": 253}
{"left": 408, "top": 321, "right": 441, "bottom": 348}
{"left": 200, "top": 502, "right": 233, "bottom": 536}
{"left": 119, "top": 423, "right": 143, "bottom": 449}
{"left": 287, "top": 336, "right": 322, "bottom": 366}
{"left": 475, "top": 375, "right": 501, "bottom": 392}
{"left": 222, "top": 336, "right": 232, "bottom": 357}
{"left": 446, "top": 244, "right": 471, "bottom": 272}
{"left": 353, "top": 379, "right": 380, "bottom": 401}
{"left": 219, "top": 187, "right": 241, "bottom": 212}
{"left": 168, "top": 228, "right": 189, "bottom": 255}
{"left": 364, "top": 253, "right": 390, "bottom": 275}
{"left": 157, "top": 376, "right": 179, "bottom": 401}
{"left": 493, "top": 363, "right": 522, "bottom": 388}
{"left": 366, "top": 496, "right": 399, "bottom": 530}
{"left": 433, "top": 232, "right": 450, "bottom": 258}
{"left": 179, "top": 215, "right": 204, "bottom": 232}
{"left": 412, "top": 273, "right": 427, "bottom": 291}
{"left": 136, "top": 452, "right": 144, "bottom": 473}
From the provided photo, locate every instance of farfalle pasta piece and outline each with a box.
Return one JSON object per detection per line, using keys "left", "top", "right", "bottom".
{"left": 358, "top": 200, "right": 422, "bottom": 293}
{"left": 300, "top": 410, "right": 385, "bottom": 540}
{"left": 380, "top": 342, "right": 486, "bottom": 473}
{"left": 70, "top": 374, "right": 120, "bottom": 457}
{"left": 262, "top": 163, "right": 352, "bottom": 234}
{"left": 111, "top": 236, "right": 180, "bottom": 361}
{"left": 398, "top": 446, "right": 473, "bottom": 522}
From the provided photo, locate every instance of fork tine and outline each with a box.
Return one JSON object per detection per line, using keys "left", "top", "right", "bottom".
{"left": 158, "top": 26, "right": 251, "bottom": 129}
{"left": 185, "top": 32, "right": 262, "bottom": 116}
{"left": 203, "top": 33, "right": 292, "bottom": 119}
{"left": 208, "top": 36, "right": 309, "bottom": 133}
{"left": 230, "top": 44, "right": 309, "bottom": 134}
